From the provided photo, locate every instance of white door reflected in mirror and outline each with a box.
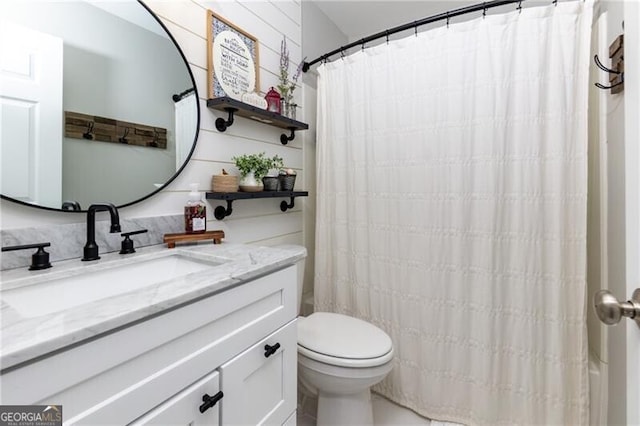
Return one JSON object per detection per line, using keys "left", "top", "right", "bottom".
{"left": 1, "top": 21, "right": 63, "bottom": 207}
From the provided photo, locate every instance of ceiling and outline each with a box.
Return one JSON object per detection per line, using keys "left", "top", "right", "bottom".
{"left": 310, "top": 1, "right": 479, "bottom": 41}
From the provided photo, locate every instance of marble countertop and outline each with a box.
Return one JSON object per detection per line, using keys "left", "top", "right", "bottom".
{"left": 0, "top": 243, "right": 306, "bottom": 371}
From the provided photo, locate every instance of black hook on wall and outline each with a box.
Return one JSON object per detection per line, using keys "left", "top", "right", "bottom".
{"left": 82, "top": 122, "right": 94, "bottom": 140}
{"left": 119, "top": 127, "right": 130, "bottom": 144}
{"left": 594, "top": 54, "right": 624, "bottom": 91}
{"left": 149, "top": 129, "right": 159, "bottom": 148}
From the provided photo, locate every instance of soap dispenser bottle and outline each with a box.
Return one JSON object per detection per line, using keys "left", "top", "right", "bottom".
{"left": 185, "top": 183, "right": 206, "bottom": 233}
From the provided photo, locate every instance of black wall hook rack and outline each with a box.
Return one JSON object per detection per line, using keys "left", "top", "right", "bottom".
{"left": 206, "top": 190, "right": 309, "bottom": 220}
{"left": 594, "top": 34, "right": 624, "bottom": 94}
{"left": 207, "top": 97, "right": 308, "bottom": 144}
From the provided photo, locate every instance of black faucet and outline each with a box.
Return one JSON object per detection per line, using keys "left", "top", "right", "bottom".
{"left": 83, "top": 203, "right": 121, "bottom": 261}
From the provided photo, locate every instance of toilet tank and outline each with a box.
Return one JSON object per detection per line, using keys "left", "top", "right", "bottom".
{"left": 274, "top": 245, "right": 306, "bottom": 314}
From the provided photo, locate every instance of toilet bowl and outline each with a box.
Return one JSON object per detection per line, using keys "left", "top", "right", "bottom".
{"left": 274, "top": 245, "right": 394, "bottom": 425}
{"left": 297, "top": 312, "right": 394, "bottom": 425}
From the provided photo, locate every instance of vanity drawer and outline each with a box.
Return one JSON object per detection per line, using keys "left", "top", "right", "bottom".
{"left": 2, "top": 266, "right": 297, "bottom": 424}
{"left": 128, "top": 370, "right": 221, "bottom": 426}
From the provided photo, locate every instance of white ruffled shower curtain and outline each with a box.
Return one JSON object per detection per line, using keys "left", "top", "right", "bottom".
{"left": 314, "top": 1, "right": 594, "bottom": 425}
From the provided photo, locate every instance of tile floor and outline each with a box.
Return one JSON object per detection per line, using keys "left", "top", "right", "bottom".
{"left": 297, "top": 392, "right": 431, "bottom": 426}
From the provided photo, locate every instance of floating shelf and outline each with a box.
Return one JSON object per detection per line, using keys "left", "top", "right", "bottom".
{"left": 206, "top": 191, "right": 309, "bottom": 220}
{"left": 206, "top": 97, "right": 309, "bottom": 145}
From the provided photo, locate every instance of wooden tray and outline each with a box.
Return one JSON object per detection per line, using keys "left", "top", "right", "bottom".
{"left": 163, "top": 230, "right": 225, "bottom": 248}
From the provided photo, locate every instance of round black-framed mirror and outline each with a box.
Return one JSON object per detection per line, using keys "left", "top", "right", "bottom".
{"left": 0, "top": 0, "right": 199, "bottom": 212}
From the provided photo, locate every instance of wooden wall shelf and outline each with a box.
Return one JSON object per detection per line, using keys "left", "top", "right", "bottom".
{"left": 206, "top": 97, "right": 309, "bottom": 145}
{"left": 206, "top": 191, "right": 309, "bottom": 219}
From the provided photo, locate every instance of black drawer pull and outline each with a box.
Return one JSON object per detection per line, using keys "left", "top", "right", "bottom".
{"left": 199, "top": 391, "right": 223, "bottom": 413}
{"left": 264, "top": 342, "right": 281, "bottom": 358}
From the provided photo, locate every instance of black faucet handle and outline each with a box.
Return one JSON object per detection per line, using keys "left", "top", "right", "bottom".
{"left": 121, "top": 229, "right": 148, "bottom": 238}
{"left": 1, "top": 242, "right": 52, "bottom": 270}
{"left": 119, "top": 229, "right": 148, "bottom": 254}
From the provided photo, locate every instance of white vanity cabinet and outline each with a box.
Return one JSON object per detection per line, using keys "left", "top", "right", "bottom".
{"left": 1, "top": 265, "right": 299, "bottom": 425}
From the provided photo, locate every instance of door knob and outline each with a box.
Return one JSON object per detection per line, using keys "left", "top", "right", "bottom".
{"left": 593, "top": 288, "right": 640, "bottom": 328}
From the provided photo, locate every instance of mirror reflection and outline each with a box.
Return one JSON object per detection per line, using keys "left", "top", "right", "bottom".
{"left": 0, "top": 0, "right": 198, "bottom": 211}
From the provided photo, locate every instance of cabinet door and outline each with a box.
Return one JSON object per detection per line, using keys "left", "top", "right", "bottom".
{"left": 129, "top": 370, "right": 221, "bottom": 426}
{"left": 220, "top": 320, "right": 297, "bottom": 425}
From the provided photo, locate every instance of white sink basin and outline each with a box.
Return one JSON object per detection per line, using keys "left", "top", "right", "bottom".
{"left": 2, "top": 253, "right": 224, "bottom": 318}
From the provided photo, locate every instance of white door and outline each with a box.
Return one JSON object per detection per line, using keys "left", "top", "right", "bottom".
{"left": 597, "top": 1, "right": 640, "bottom": 425}
{"left": 0, "top": 21, "right": 62, "bottom": 207}
{"left": 621, "top": 1, "right": 640, "bottom": 423}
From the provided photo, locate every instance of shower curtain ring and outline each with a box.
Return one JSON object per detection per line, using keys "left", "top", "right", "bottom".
{"left": 386, "top": 30, "right": 390, "bottom": 44}
{"left": 517, "top": 1, "right": 523, "bottom": 13}
{"left": 483, "top": 3, "right": 487, "bottom": 18}
{"left": 340, "top": 48, "right": 345, "bottom": 60}
{"left": 446, "top": 12, "right": 450, "bottom": 28}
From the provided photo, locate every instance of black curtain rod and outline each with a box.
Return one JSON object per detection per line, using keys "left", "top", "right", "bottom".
{"left": 302, "top": 0, "right": 525, "bottom": 72}
{"left": 172, "top": 87, "right": 195, "bottom": 102}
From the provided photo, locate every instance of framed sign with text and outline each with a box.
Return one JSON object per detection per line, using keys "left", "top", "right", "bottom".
{"left": 207, "top": 10, "right": 260, "bottom": 100}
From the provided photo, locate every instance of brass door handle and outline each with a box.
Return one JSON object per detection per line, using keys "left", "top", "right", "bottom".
{"left": 594, "top": 289, "right": 640, "bottom": 328}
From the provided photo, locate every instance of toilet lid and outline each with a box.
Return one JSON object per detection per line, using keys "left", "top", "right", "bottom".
{"left": 297, "top": 312, "right": 393, "bottom": 361}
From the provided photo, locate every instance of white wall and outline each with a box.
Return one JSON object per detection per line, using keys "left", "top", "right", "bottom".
{"left": 300, "top": 1, "right": 347, "bottom": 304}
{"left": 1, "top": 0, "right": 308, "bottom": 251}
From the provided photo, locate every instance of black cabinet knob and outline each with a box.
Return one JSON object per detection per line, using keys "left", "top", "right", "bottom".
{"left": 199, "top": 391, "right": 223, "bottom": 413}
{"left": 264, "top": 342, "right": 281, "bottom": 358}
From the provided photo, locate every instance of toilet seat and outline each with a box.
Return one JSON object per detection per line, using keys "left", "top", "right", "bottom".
{"left": 297, "top": 312, "right": 394, "bottom": 368}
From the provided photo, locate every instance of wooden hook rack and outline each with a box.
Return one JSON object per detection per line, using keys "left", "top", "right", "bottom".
{"left": 65, "top": 111, "right": 168, "bottom": 149}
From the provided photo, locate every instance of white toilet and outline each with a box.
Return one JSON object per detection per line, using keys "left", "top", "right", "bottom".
{"left": 288, "top": 251, "right": 394, "bottom": 425}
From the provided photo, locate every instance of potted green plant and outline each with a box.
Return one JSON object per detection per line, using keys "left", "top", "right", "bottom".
{"left": 232, "top": 152, "right": 283, "bottom": 192}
